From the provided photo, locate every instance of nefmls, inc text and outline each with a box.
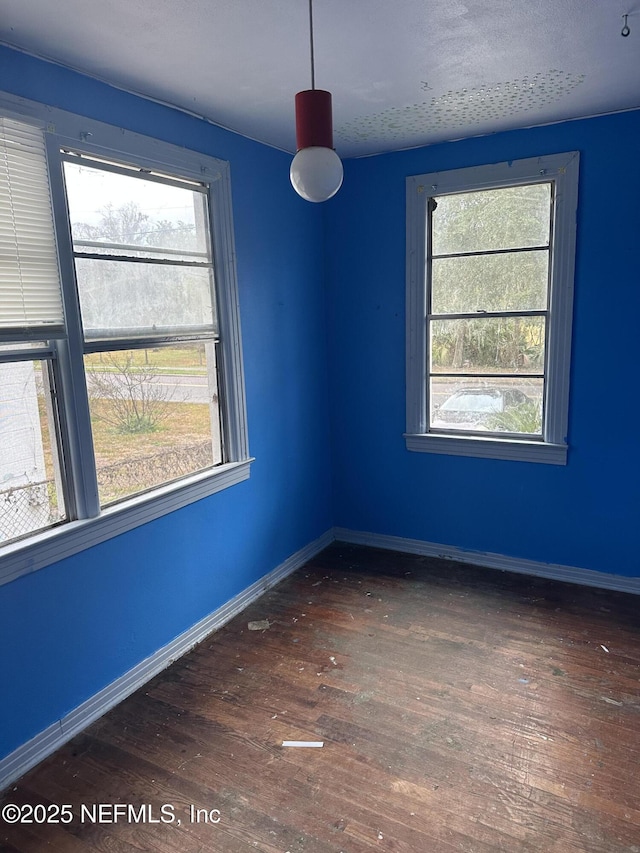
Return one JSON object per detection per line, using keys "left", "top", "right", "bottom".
{"left": 79, "top": 803, "right": 221, "bottom": 824}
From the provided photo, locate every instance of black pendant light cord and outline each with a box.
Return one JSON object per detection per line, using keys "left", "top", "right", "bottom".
{"left": 308, "top": 0, "right": 316, "bottom": 89}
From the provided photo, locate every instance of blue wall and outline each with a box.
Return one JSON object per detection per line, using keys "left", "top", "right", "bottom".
{"left": 0, "top": 47, "right": 333, "bottom": 760}
{"left": 326, "top": 109, "right": 640, "bottom": 577}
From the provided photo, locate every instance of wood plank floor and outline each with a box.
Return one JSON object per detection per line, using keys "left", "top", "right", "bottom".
{"left": 2, "top": 543, "right": 640, "bottom": 852}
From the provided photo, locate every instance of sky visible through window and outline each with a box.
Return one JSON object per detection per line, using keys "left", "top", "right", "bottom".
{"left": 63, "top": 162, "right": 197, "bottom": 232}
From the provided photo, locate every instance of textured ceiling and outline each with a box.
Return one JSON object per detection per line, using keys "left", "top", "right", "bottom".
{"left": 0, "top": 0, "right": 638, "bottom": 158}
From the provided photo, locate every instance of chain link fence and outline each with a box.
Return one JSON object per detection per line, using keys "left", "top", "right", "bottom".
{"left": 0, "top": 480, "right": 62, "bottom": 544}
{"left": 96, "top": 439, "right": 215, "bottom": 504}
{"left": 1, "top": 441, "right": 218, "bottom": 545}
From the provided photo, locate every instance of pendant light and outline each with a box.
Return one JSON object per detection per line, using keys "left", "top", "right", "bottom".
{"left": 290, "top": 0, "right": 343, "bottom": 202}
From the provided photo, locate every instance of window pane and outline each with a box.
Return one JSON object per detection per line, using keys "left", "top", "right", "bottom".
{"left": 431, "top": 250, "right": 549, "bottom": 314}
{"left": 0, "top": 360, "right": 66, "bottom": 544}
{"left": 64, "top": 160, "right": 210, "bottom": 258}
{"left": 84, "top": 344, "right": 223, "bottom": 507}
{"left": 430, "top": 376, "right": 544, "bottom": 435}
{"left": 432, "top": 184, "right": 551, "bottom": 255}
{"left": 64, "top": 158, "right": 217, "bottom": 341}
{"left": 431, "top": 316, "right": 545, "bottom": 374}
{"left": 75, "top": 258, "right": 216, "bottom": 340}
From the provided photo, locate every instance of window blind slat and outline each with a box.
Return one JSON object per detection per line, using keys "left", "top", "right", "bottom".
{"left": 0, "top": 117, "right": 64, "bottom": 332}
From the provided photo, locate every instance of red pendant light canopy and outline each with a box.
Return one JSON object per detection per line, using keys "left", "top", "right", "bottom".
{"left": 295, "top": 89, "right": 334, "bottom": 150}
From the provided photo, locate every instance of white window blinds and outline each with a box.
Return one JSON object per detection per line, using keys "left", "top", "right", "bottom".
{"left": 0, "top": 117, "right": 64, "bottom": 334}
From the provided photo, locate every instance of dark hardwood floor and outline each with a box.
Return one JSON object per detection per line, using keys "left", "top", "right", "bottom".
{"left": 2, "top": 543, "right": 640, "bottom": 852}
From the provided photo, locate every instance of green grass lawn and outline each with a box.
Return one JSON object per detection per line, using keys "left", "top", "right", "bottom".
{"left": 84, "top": 344, "right": 209, "bottom": 375}
{"left": 88, "top": 398, "right": 213, "bottom": 466}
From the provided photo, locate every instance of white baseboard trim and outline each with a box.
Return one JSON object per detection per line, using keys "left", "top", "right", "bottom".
{"left": 0, "top": 529, "right": 334, "bottom": 793}
{"left": 332, "top": 528, "right": 640, "bottom": 596}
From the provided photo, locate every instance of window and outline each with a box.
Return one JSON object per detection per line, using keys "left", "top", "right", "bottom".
{"left": 0, "top": 97, "right": 249, "bottom": 583}
{"left": 64, "top": 155, "right": 224, "bottom": 508}
{"left": 405, "top": 152, "right": 579, "bottom": 464}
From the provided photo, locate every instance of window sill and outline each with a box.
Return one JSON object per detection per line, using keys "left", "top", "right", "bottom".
{"left": 0, "top": 459, "right": 253, "bottom": 588}
{"left": 404, "top": 433, "right": 567, "bottom": 465}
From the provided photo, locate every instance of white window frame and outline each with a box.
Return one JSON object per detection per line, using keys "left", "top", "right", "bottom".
{"left": 0, "top": 93, "right": 251, "bottom": 586}
{"left": 405, "top": 152, "right": 579, "bottom": 465}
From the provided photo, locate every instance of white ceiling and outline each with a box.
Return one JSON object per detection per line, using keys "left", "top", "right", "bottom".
{"left": 1, "top": 1, "right": 638, "bottom": 158}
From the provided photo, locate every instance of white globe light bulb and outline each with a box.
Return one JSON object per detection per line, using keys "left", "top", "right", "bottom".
{"left": 290, "top": 146, "right": 343, "bottom": 203}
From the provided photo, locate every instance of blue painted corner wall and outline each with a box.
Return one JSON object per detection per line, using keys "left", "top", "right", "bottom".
{"left": 0, "top": 47, "right": 333, "bottom": 760}
{"left": 326, "top": 109, "right": 640, "bottom": 578}
{"left": 1, "top": 43, "right": 638, "bottom": 768}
